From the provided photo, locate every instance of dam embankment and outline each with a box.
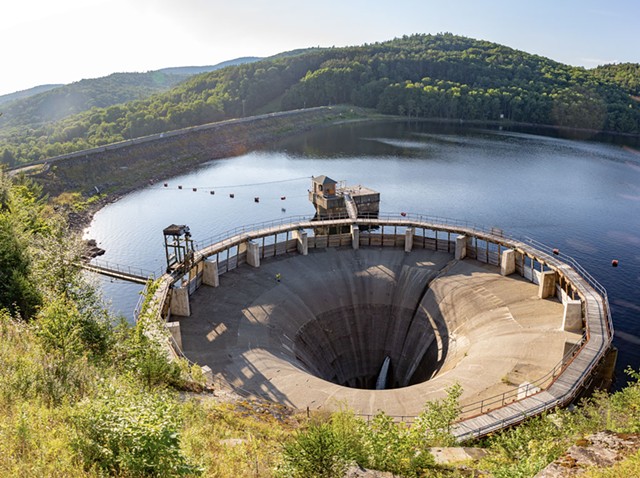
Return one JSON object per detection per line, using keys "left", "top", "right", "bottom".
{"left": 12, "top": 106, "right": 369, "bottom": 228}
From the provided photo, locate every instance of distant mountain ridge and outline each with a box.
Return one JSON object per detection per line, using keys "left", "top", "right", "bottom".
{"left": 156, "top": 57, "right": 262, "bottom": 76}
{"left": 1, "top": 34, "right": 639, "bottom": 166}
{"left": 0, "top": 84, "right": 64, "bottom": 106}
{"left": 0, "top": 57, "right": 262, "bottom": 132}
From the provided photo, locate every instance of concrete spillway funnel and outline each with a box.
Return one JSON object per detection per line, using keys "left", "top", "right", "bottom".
{"left": 180, "top": 246, "right": 574, "bottom": 417}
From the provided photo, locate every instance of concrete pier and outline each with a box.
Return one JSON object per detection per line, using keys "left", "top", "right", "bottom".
{"left": 203, "top": 260, "right": 219, "bottom": 287}
{"left": 405, "top": 228, "right": 414, "bottom": 252}
{"left": 246, "top": 240, "right": 260, "bottom": 267}
{"left": 455, "top": 235, "right": 467, "bottom": 260}
{"left": 166, "top": 321, "right": 183, "bottom": 349}
{"left": 563, "top": 300, "right": 583, "bottom": 332}
{"left": 351, "top": 225, "right": 360, "bottom": 250}
{"left": 539, "top": 271, "right": 557, "bottom": 299}
{"left": 201, "top": 365, "right": 213, "bottom": 384}
{"left": 292, "top": 229, "right": 308, "bottom": 256}
{"left": 501, "top": 249, "right": 516, "bottom": 276}
{"left": 170, "top": 286, "right": 190, "bottom": 317}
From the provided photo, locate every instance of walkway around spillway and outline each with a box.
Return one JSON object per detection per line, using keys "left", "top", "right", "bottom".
{"left": 154, "top": 213, "right": 613, "bottom": 441}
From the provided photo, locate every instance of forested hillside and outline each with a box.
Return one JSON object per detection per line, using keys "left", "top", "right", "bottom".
{"left": 593, "top": 63, "right": 640, "bottom": 97}
{"left": 2, "top": 33, "right": 639, "bottom": 166}
{"left": 0, "top": 58, "right": 261, "bottom": 150}
{"left": 0, "top": 72, "right": 188, "bottom": 132}
{"left": 0, "top": 84, "right": 63, "bottom": 106}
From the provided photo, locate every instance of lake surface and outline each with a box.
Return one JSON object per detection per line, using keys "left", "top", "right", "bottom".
{"left": 85, "top": 120, "right": 640, "bottom": 384}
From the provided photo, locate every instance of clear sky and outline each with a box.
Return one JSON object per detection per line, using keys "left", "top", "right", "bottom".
{"left": 2, "top": 0, "right": 639, "bottom": 96}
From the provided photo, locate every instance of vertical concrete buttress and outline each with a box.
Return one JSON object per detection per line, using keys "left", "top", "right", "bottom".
{"left": 455, "top": 235, "right": 467, "bottom": 260}
{"left": 166, "top": 321, "right": 182, "bottom": 349}
{"left": 170, "top": 286, "right": 190, "bottom": 316}
{"left": 563, "top": 299, "right": 583, "bottom": 332}
{"left": 201, "top": 365, "right": 213, "bottom": 384}
{"left": 405, "top": 228, "right": 414, "bottom": 252}
{"left": 292, "top": 229, "right": 308, "bottom": 255}
{"left": 538, "top": 271, "right": 557, "bottom": 299}
{"left": 246, "top": 240, "right": 260, "bottom": 267}
{"left": 203, "top": 260, "right": 219, "bottom": 287}
{"left": 501, "top": 249, "right": 516, "bottom": 276}
{"left": 351, "top": 225, "right": 360, "bottom": 250}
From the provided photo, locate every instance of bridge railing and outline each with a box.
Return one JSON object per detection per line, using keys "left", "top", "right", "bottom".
{"left": 85, "top": 258, "right": 163, "bottom": 280}
{"left": 194, "top": 214, "right": 319, "bottom": 250}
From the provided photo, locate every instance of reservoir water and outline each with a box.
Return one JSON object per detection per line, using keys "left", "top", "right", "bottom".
{"left": 84, "top": 120, "right": 640, "bottom": 383}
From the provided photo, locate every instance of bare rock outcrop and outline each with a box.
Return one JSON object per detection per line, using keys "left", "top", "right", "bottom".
{"left": 535, "top": 431, "right": 640, "bottom": 477}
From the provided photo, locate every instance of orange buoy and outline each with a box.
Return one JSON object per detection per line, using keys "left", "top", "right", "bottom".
{"left": 612, "top": 260, "right": 619, "bottom": 267}
{"left": 553, "top": 248, "right": 559, "bottom": 255}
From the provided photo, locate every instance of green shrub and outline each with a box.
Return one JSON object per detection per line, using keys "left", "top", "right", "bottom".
{"left": 180, "top": 399, "right": 297, "bottom": 477}
{"left": 280, "top": 420, "right": 349, "bottom": 478}
{"left": 605, "top": 367, "right": 640, "bottom": 433}
{"left": 126, "top": 334, "right": 183, "bottom": 389}
{"left": 73, "top": 385, "right": 200, "bottom": 477}
{"left": 0, "top": 401, "right": 98, "bottom": 477}
{"left": 360, "top": 411, "right": 435, "bottom": 477}
{"left": 480, "top": 413, "right": 568, "bottom": 478}
{"left": 280, "top": 405, "right": 439, "bottom": 478}
{"left": 35, "top": 297, "right": 84, "bottom": 361}
{"left": 412, "top": 382, "right": 462, "bottom": 447}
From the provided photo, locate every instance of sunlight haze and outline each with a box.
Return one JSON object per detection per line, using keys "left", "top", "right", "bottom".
{"left": 1, "top": 0, "right": 639, "bottom": 96}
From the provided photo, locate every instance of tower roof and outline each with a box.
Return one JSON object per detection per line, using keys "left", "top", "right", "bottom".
{"left": 163, "top": 224, "right": 190, "bottom": 236}
{"left": 313, "top": 175, "right": 337, "bottom": 186}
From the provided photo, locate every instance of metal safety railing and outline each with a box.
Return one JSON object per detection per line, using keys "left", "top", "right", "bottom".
{"left": 84, "top": 258, "right": 162, "bottom": 281}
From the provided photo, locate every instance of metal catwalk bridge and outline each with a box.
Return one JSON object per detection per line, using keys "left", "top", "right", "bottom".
{"left": 79, "top": 259, "right": 157, "bottom": 284}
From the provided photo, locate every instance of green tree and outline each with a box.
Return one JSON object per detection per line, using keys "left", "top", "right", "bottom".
{"left": 0, "top": 173, "right": 42, "bottom": 317}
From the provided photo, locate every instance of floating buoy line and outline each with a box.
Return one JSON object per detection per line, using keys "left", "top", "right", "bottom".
{"left": 152, "top": 176, "right": 311, "bottom": 203}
